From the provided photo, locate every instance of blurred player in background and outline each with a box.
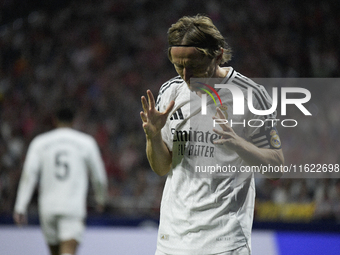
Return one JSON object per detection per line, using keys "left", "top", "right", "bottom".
{"left": 13, "top": 105, "right": 108, "bottom": 255}
{"left": 141, "top": 14, "right": 284, "bottom": 255}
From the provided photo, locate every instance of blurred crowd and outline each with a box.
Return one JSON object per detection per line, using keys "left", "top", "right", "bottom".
{"left": 0, "top": 0, "right": 339, "bottom": 222}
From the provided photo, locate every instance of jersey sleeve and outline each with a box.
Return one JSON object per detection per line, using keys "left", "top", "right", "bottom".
{"left": 14, "top": 139, "right": 41, "bottom": 214}
{"left": 86, "top": 137, "right": 108, "bottom": 206}
{"left": 245, "top": 84, "right": 282, "bottom": 149}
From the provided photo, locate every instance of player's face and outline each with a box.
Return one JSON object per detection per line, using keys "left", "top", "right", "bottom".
{"left": 170, "top": 47, "right": 218, "bottom": 91}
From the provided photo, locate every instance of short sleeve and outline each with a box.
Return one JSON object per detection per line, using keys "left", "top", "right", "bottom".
{"left": 245, "top": 85, "right": 282, "bottom": 149}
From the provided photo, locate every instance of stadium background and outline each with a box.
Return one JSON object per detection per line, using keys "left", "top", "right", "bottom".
{"left": 0, "top": 0, "right": 339, "bottom": 254}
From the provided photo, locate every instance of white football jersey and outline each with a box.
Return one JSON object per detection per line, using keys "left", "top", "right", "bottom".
{"left": 14, "top": 127, "right": 108, "bottom": 218}
{"left": 155, "top": 67, "right": 280, "bottom": 254}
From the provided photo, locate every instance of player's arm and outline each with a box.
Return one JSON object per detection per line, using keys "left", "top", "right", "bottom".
{"left": 13, "top": 140, "right": 41, "bottom": 225}
{"left": 87, "top": 139, "right": 108, "bottom": 212}
{"left": 213, "top": 108, "right": 284, "bottom": 180}
{"left": 222, "top": 139, "right": 284, "bottom": 180}
{"left": 141, "top": 90, "right": 174, "bottom": 176}
{"left": 146, "top": 133, "right": 173, "bottom": 176}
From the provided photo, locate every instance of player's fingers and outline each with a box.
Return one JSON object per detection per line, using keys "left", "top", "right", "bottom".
{"left": 212, "top": 116, "right": 229, "bottom": 132}
{"left": 141, "top": 96, "right": 149, "bottom": 114}
{"left": 213, "top": 138, "right": 228, "bottom": 145}
{"left": 213, "top": 128, "right": 230, "bottom": 138}
{"left": 140, "top": 111, "right": 147, "bottom": 122}
{"left": 147, "top": 90, "right": 156, "bottom": 109}
{"left": 216, "top": 107, "right": 226, "bottom": 119}
{"left": 215, "top": 108, "right": 232, "bottom": 131}
{"left": 164, "top": 100, "right": 175, "bottom": 116}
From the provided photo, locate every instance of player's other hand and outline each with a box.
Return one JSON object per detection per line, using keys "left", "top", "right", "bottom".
{"left": 140, "top": 90, "right": 174, "bottom": 139}
{"left": 13, "top": 212, "right": 27, "bottom": 226}
{"left": 212, "top": 107, "right": 242, "bottom": 151}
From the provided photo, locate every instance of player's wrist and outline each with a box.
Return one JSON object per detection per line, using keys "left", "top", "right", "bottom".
{"left": 145, "top": 131, "right": 162, "bottom": 141}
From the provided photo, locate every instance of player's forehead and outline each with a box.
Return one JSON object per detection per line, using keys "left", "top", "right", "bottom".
{"left": 170, "top": 47, "right": 207, "bottom": 65}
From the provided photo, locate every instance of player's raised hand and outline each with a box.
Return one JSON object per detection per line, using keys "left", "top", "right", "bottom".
{"left": 140, "top": 90, "right": 175, "bottom": 139}
{"left": 212, "top": 107, "right": 242, "bottom": 151}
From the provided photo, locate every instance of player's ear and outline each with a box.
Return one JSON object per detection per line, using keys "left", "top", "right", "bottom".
{"left": 216, "top": 48, "right": 223, "bottom": 65}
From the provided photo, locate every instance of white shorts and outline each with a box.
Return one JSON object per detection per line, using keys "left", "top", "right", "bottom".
{"left": 40, "top": 214, "right": 85, "bottom": 245}
{"left": 155, "top": 245, "right": 250, "bottom": 255}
